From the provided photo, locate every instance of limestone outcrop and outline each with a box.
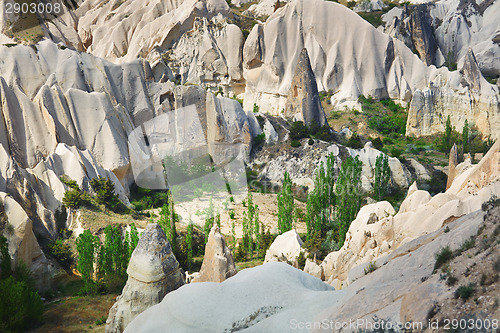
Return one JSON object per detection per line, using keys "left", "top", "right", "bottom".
{"left": 192, "top": 225, "right": 237, "bottom": 283}
{"left": 284, "top": 48, "right": 327, "bottom": 128}
{"left": 105, "top": 223, "right": 184, "bottom": 333}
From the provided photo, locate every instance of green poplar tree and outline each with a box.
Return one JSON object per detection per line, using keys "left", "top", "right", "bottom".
{"left": 462, "top": 119, "right": 469, "bottom": 155}
{"left": 76, "top": 230, "right": 99, "bottom": 293}
{"left": 277, "top": 171, "right": 295, "bottom": 234}
{"left": 373, "top": 154, "right": 391, "bottom": 201}
{"left": 336, "top": 156, "right": 363, "bottom": 247}
{"left": 186, "top": 222, "right": 193, "bottom": 271}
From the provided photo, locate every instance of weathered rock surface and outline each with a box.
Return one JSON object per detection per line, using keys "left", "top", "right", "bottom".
{"left": 192, "top": 225, "right": 237, "bottom": 283}
{"left": 284, "top": 48, "right": 327, "bottom": 128}
{"left": 264, "top": 229, "right": 303, "bottom": 264}
{"left": 105, "top": 223, "right": 184, "bottom": 333}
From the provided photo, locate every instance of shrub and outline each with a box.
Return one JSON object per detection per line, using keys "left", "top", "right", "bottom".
{"left": 434, "top": 246, "right": 453, "bottom": 270}
{"left": 289, "top": 121, "right": 308, "bottom": 140}
{"left": 253, "top": 133, "right": 266, "bottom": 146}
{"left": 0, "top": 276, "right": 44, "bottom": 331}
{"left": 95, "top": 316, "right": 107, "bottom": 325}
{"left": 364, "top": 261, "right": 378, "bottom": 275}
{"left": 62, "top": 188, "right": 82, "bottom": 209}
{"left": 297, "top": 251, "right": 306, "bottom": 270}
{"left": 371, "top": 137, "right": 383, "bottom": 150}
{"left": 308, "top": 138, "right": 314, "bottom": 145}
{"left": 229, "top": 211, "right": 235, "bottom": 219}
{"left": 291, "top": 140, "right": 301, "bottom": 147}
{"left": 48, "top": 240, "right": 73, "bottom": 270}
{"left": 60, "top": 175, "right": 79, "bottom": 190}
{"left": 90, "top": 176, "right": 117, "bottom": 206}
{"left": 253, "top": 103, "right": 259, "bottom": 113}
{"left": 454, "top": 283, "right": 476, "bottom": 300}
{"left": 346, "top": 132, "right": 362, "bottom": 149}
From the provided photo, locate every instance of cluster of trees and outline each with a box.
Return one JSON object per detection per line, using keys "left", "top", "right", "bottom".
{"left": 0, "top": 235, "right": 44, "bottom": 332}
{"left": 276, "top": 154, "right": 364, "bottom": 258}
{"left": 76, "top": 224, "right": 139, "bottom": 294}
{"left": 438, "top": 116, "right": 494, "bottom": 158}
{"left": 62, "top": 175, "right": 123, "bottom": 212}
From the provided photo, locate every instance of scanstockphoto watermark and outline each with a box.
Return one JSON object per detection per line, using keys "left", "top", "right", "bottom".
{"left": 289, "top": 318, "right": 424, "bottom": 331}
{"left": 127, "top": 104, "right": 248, "bottom": 219}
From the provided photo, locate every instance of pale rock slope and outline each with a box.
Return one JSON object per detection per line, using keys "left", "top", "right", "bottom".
{"left": 242, "top": 0, "right": 499, "bottom": 139}
{"left": 106, "top": 223, "right": 185, "bottom": 333}
{"left": 124, "top": 129, "right": 499, "bottom": 333}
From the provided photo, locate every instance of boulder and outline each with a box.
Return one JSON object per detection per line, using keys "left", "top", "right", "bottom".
{"left": 192, "top": 225, "right": 237, "bottom": 283}
{"left": 303, "top": 258, "right": 324, "bottom": 281}
{"left": 264, "top": 229, "right": 303, "bottom": 264}
{"left": 263, "top": 119, "right": 278, "bottom": 145}
{"left": 105, "top": 224, "right": 184, "bottom": 333}
{"left": 284, "top": 48, "right": 327, "bottom": 128}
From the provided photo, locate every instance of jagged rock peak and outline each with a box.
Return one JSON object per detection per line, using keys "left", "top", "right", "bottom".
{"left": 284, "top": 48, "right": 327, "bottom": 128}
{"left": 193, "top": 225, "right": 237, "bottom": 283}
{"left": 460, "top": 49, "right": 482, "bottom": 93}
{"left": 105, "top": 223, "right": 184, "bottom": 333}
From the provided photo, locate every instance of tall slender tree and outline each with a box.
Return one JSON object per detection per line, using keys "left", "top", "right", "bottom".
{"left": 277, "top": 171, "right": 294, "bottom": 234}
{"left": 373, "top": 154, "right": 391, "bottom": 201}
{"left": 336, "top": 156, "right": 363, "bottom": 247}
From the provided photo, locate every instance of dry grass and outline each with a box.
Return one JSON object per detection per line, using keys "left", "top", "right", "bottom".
{"left": 28, "top": 294, "right": 118, "bottom": 333}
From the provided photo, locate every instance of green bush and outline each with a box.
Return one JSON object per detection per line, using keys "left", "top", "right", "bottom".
{"left": 434, "top": 246, "right": 453, "bottom": 270}
{"left": 371, "top": 137, "right": 383, "bottom": 150}
{"left": 346, "top": 132, "right": 362, "bottom": 149}
{"left": 253, "top": 133, "right": 266, "bottom": 146}
{"left": 289, "top": 121, "right": 308, "bottom": 140}
{"left": 60, "top": 175, "right": 79, "bottom": 190}
{"left": 291, "top": 140, "right": 301, "bottom": 147}
{"left": 454, "top": 283, "right": 475, "bottom": 300}
{"left": 0, "top": 276, "right": 44, "bottom": 331}
{"left": 364, "top": 261, "right": 378, "bottom": 275}
{"left": 90, "top": 176, "right": 117, "bottom": 206}
{"left": 62, "top": 188, "right": 82, "bottom": 209}
{"left": 48, "top": 240, "right": 73, "bottom": 270}
{"left": 253, "top": 103, "right": 259, "bottom": 113}
{"left": 297, "top": 251, "right": 306, "bottom": 270}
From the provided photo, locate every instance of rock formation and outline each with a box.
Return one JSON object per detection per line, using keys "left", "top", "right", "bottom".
{"left": 446, "top": 143, "right": 459, "bottom": 190}
{"left": 284, "top": 48, "right": 327, "bottom": 128}
{"left": 320, "top": 141, "right": 500, "bottom": 285}
{"left": 192, "top": 225, "right": 237, "bottom": 283}
{"left": 382, "top": 0, "right": 500, "bottom": 77}
{"left": 105, "top": 223, "right": 184, "bottom": 333}
{"left": 124, "top": 143, "right": 500, "bottom": 332}
{"left": 264, "top": 229, "right": 303, "bottom": 265}
{"left": 242, "top": 0, "right": 499, "bottom": 139}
